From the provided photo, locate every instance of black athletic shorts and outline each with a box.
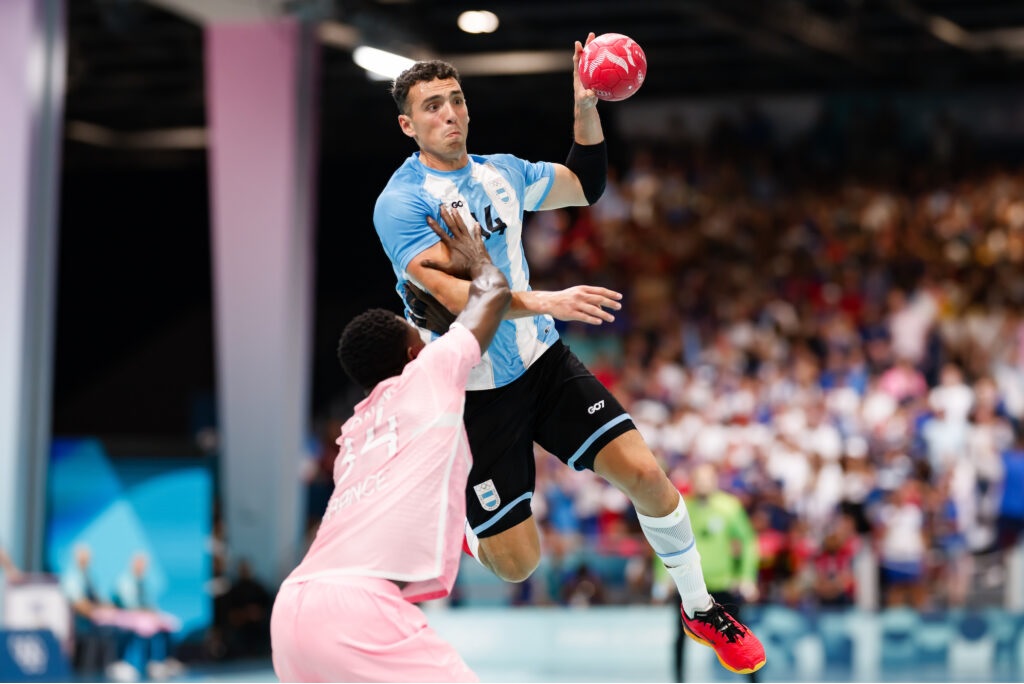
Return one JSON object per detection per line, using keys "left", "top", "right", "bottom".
{"left": 463, "top": 340, "right": 636, "bottom": 538}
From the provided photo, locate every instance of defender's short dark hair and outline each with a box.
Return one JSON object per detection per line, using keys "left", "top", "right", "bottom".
{"left": 391, "top": 60, "right": 462, "bottom": 114}
{"left": 337, "top": 308, "right": 411, "bottom": 392}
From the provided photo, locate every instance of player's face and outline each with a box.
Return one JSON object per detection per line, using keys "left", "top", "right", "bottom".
{"left": 398, "top": 77, "right": 469, "bottom": 170}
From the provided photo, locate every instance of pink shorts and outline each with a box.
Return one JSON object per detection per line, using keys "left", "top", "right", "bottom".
{"left": 270, "top": 575, "right": 477, "bottom": 683}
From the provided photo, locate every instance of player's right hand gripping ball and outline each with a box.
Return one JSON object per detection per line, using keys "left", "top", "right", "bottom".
{"left": 578, "top": 33, "right": 647, "bottom": 102}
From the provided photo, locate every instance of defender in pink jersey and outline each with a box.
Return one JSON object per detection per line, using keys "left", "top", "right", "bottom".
{"left": 270, "top": 207, "right": 510, "bottom": 683}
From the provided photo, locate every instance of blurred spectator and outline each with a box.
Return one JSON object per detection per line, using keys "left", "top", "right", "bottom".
{"left": 751, "top": 507, "right": 787, "bottom": 602}
{"left": 875, "top": 480, "right": 927, "bottom": 609}
{"left": 996, "top": 425, "right": 1024, "bottom": 550}
{"left": 966, "top": 377, "right": 1012, "bottom": 550}
{"left": 924, "top": 473, "right": 971, "bottom": 608}
{"left": 878, "top": 356, "right": 928, "bottom": 403}
{"left": 114, "top": 552, "right": 184, "bottom": 680}
{"left": 215, "top": 558, "right": 272, "bottom": 660}
{"left": 920, "top": 391, "right": 969, "bottom": 478}
{"left": 810, "top": 515, "right": 859, "bottom": 608}
{"left": 60, "top": 544, "right": 132, "bottom": 681}
{"left": 929, "top": 362, "right": 974, "bottom": 425}
{"left": 560, "top": 563, "right": 608, "bottom": 607}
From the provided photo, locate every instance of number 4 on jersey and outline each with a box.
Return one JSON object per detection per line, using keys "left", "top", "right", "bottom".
{"left": 475, "top": 205, "right": 507, "bottom": 239}
{"left": 335, "top": 414, "right": 398, "bottom": 486}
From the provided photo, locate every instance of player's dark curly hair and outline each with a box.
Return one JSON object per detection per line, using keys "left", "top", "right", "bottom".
{"left": 337, "top": 308, "right": 412, "bottom": 392}
{"left": 391, "top": 60, "right": 462, "bottom": 114}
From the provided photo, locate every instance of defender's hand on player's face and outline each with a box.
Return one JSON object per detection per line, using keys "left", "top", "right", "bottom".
{"left": 420, "top": 205, "right": 491, "bottom": 280}
{"left": 539, "top": 285, "right": 622, "bottom": 325}
{"left": 573, "top": 32, "right": 599, "bottom": 111}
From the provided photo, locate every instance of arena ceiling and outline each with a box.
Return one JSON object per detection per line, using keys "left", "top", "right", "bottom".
{"left": 65, "top": 0, "right": 1024, "bottom": 160}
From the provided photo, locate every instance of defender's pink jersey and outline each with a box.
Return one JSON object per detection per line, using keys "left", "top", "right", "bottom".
{"left": 284, "top": 324, "right": 480, "bottom": 603}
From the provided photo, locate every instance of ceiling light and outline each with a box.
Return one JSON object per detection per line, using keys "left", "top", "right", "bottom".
{"left": 352, "top": 46, "right": 415, "bottom": 80}
{"left": 457, "top": 10, "right": 499, "bottom": 35}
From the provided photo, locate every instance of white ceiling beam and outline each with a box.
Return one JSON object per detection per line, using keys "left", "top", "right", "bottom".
{"left": 141, "top": 0, "right": 290, "bottom": 25}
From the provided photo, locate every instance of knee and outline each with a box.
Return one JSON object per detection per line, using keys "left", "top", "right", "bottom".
{"left": 593, "top": 432, "right": 674, "bottom": 505}
{"left": 615, "top": 458, "right": 670, "bottom": 499}
{"left": 488, "top": 552, "right": 539, "bottom": 583}
{"left": 479, "top": 538, "right": 541, "bottom": 583}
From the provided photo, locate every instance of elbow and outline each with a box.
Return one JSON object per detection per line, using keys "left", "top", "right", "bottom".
{"left": 565, "top": 140, "right": 607, "bottom": 206}
{"left": 583, "top": 179, "right": 606, "bottom": 205}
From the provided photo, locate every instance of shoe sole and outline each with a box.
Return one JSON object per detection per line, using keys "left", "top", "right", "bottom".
{"left": 682, "top": 623, "right": 767, "bottom": 675}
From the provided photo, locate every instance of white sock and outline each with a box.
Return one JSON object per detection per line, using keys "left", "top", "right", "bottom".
{"left": 666, "top": 553, "right": 714, "bottom": 618}
{"left": 636, "top": 495, "right": 713, "bottom": 618}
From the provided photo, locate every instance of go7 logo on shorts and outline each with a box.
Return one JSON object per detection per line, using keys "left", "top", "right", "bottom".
{"left": 587, "top": 400, "right": 605, "bottom": 415}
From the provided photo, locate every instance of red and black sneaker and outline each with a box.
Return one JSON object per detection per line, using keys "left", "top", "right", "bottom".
{"left": 681, "top": 601, "right": 766, "bottom": 674}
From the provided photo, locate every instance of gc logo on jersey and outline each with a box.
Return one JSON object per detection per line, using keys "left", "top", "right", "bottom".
{"left": 587, "top": 400, "right": 605, "bottom": 415}
{"left": 473, "top": 479, "right": 501, "bottom": 511}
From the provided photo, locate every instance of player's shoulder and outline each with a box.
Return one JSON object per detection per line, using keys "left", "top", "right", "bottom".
{"left": 422, "top": 322, "right": 478, "bottom": 356}
{"left": 380, "top": 154, "right": 427, "bottom": 192}
{"left": 472, "top": 151, "right": 530, "bottom": 169}
{"left": 375, "top": 161, "right": 433, "bottom": 216}
{"left": 410, "top": 324, "right": 478, "bottom": 373}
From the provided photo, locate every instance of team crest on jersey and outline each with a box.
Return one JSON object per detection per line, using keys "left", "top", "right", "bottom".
{"left": 473, "top": 479, "right": 501, "bottom": 511}
{"left": 488, "top": 179, "right": 511, "bottom": 204}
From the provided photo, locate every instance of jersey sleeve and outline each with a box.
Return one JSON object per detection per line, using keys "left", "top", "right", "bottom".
{"left": 522, "top": 159, "right": 555, "bottom": 211}
{"left": 489, "top": 154, "right": 555, "bottom": 212}
{"left": 373, "top": 189, "right": 440, "bottom": 275}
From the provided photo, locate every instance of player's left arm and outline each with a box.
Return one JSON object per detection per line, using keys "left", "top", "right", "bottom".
{"left": 539, "top": 32, "right": 607, "bottom": 210}
{"left": 407, "top": 252, "right": 620, "bottom": 327}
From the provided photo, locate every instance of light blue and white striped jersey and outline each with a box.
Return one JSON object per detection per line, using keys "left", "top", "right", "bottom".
{"left": 374, "top": 151, "right": 558, "bottom": 390}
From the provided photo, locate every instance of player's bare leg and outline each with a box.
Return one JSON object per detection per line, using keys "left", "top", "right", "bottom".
{"left": 593, "top": 430, "right": 679, "bottom": 516}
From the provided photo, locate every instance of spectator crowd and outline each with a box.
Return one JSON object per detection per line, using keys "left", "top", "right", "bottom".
{"left": 471, "top": 101, "right": 1024, "bottom": 612}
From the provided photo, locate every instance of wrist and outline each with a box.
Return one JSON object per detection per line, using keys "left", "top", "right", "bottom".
{"left": 516, "top": 290, "right": 546, "bottom": 314}
{"left": 575, "top": 100, "right": 598, "bottom": 114}
{"left": 505, "top": 290, "right": 555, "bottom": 320}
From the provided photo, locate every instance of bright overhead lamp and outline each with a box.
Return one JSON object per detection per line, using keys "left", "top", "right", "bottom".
{"left": 457, "top": 10, "right": 499, "bottom": 35}
{"left": 352, "top": 45, "right": 416, "bottom": 80}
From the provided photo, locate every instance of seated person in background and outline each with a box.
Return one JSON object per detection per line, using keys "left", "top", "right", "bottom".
{"left": 114, "top": 552, "right": 184, "bottom": 680}
{"left": 221, "top": 558, "right": 272, "bottom": 659}
{"left": 60, "top": 544, "right": 129, "bottom": 680}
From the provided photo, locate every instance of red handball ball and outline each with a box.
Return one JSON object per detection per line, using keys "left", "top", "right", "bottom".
{"left": 578, "top": 33, "right": 647, "bottom": 102}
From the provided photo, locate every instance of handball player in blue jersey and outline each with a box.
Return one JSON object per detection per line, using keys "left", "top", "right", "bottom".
{"left": 372, "top": 33, "right": 764, "bottom": 674}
